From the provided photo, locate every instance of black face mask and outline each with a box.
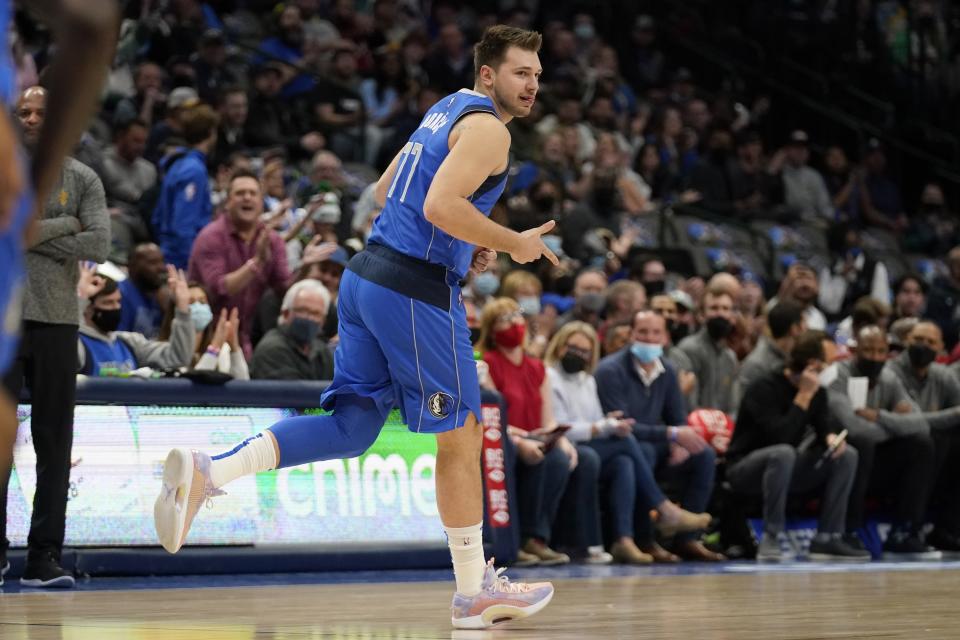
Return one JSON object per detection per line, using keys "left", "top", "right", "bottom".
{"left": 593, "top": 188, "right": 617, "bottom": 209}
{"left": 644, "top": 279, "right": 665, "bottom": 296}
{"left": 560, "top": 352, "right": 588, "bottom": 374}
{"left": 578, "top": 292, "right": 606, "bottom": 313}
{"left": 908, "top": 344, "right": 938, "bottom": 369}
{"left": 470, "top": 327, "right": 482, "bottom": 345}
{"left": 288, "top": 317, "right": 320, "bottom": 346}
{"left": 134, "top": 271, "right": 164, "bottom": 293}
{"left": 668, "top": 319, "right": 688, "bottom": 344}
{"left": 857, "top": 357, "right": 886, "bottom": 381}
{"left": 91, "top": 307, "right": 122, "bottom": 333}
{"left": 706, "top": 316, "right": 733, "bottom": 341}
{"left": 532, "top": 194, "right": 556, "bottom": 212}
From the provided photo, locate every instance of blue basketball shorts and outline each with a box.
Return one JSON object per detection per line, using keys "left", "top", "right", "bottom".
{"left": 320, "top": 268, "right": 481, "bottom": 434}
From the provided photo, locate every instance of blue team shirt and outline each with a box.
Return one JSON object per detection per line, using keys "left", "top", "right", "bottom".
{"left": 152, "top": 148, "right": 212, "bottom": 269}
{"left": 368, "top": 89, "right": 509, "bottom": 281}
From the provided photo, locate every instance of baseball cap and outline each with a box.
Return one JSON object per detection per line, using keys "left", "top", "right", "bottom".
{"left": 325, "top": 246, "right": 350, "bottom": 268}
{"left": 168, "top": 87, "right": 199, "bottom": 110}
{"left": 310, "top": 192, "right": 342, "bottom": 225}
{"left": 669, "top": 289, "right": 694, "bottom": 311}
{"left": 201, "top": 28, "right": 226, "bottom": 46}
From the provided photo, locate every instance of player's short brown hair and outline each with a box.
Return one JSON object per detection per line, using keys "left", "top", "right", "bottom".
{"left": 181, "top": 104, "right": 219, "bottom": 145}
{"left": 473, "top": 25, "right": 542, "bottom": 80}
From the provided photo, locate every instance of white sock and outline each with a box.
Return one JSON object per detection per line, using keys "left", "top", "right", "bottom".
{"left": 445, "top": 522, "right": 485, "bottom": 596}
{"left": 208, "top": 432, "right": 278, "bottom": 489}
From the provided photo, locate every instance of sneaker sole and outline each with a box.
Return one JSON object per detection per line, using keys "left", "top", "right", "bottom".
{"left": 808, "top": 553, "right": 872, "bottom": 563}
{"left": 882, "top": 551, "right": 943, "bottom": 561}
{"left": 451, "top": 585, "right": 554, "bottom": 630}
{"left": 20, "top": 575, "right": 75, "bottom": 588}
{"left": 535, "top": 557, "right": 570, "bottom": 567}
{"left": 154, "top": 448, "right": 195, "bottom": 554}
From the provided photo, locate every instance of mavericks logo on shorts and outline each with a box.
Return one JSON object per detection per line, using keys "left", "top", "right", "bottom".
{"left": 428, "top": 391, "right": 455, "bottom": 419}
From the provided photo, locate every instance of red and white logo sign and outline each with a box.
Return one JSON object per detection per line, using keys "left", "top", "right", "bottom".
{"left": 480, "top": 404, "right": 510, "bottom": 528}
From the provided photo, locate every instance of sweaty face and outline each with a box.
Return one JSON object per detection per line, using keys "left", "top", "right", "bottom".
{"left": 489, "top": 47, "right": 541, "bottom": 119}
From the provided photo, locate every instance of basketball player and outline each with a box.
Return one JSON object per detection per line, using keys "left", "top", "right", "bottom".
{"left": 154, "top": 26, "right": 557, "bottom": 628}
{"left": 0, "top": 0, "right": 118, "bottom": 586}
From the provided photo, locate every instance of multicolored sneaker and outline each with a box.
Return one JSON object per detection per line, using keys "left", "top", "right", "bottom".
{"left": 154, "top": 448, "right": 224, "bottom": 553}
{"left": 450, "top": 560, "right": 554, "bottom": 629}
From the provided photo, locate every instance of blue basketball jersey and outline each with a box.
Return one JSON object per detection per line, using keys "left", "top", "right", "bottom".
{"left": 368, "top": 89, "right": 509, "bottom": 280}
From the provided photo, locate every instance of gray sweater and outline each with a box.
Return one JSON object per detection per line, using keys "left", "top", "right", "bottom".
{"left": 887, "top": 352, "right": 960, "bottom": 431}
{"left": 677, "top": 328, "right": 739, "bottom": 414}
{"left": 827, "top": 359, "right": 929, "bottom": 443}
{"left": 76, "top": 308, "right": 195, "bottom": 373}
{"left": 24, "top": 158, "right": 110, "bottom": 325}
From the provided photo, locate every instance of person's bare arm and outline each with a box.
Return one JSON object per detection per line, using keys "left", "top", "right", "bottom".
{"left": 374, "top": 151, "right": 401, "bottom": 208}
{"left": 25, "top": 0, "right": 119, "bottom": 206}
{"left": 423, "top": 114, "right": 556, "bottom": 265}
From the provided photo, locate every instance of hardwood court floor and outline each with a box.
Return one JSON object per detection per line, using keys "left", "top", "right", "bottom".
{"left": 1, "top": 567, "right": 958, "bottom": 639}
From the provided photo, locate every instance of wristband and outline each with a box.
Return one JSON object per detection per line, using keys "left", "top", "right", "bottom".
{"left": 206, "top": 346, "right": 221, "bottom": 357}
{"left": 669, "top": 427, "right": 679, "bottom": 442}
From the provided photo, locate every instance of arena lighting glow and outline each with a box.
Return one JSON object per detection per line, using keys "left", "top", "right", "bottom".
{"left": 9, "top": 405, "right": 443, "bottom": 547}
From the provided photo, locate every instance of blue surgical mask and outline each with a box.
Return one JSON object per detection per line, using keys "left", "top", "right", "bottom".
{"left": 473, "top": 272, "right": 500, "bottom": 297}
{"left": 518, "top": 295, "right": 541, "bottom": 316}
{"left": 189, "top": 302, "right": 213, "bottom": 332}
{"left": 542, "top": 234, "right": 564, "bottom": 257}
{"left": 630, "top": 341, "right": 663, "bottom": 364}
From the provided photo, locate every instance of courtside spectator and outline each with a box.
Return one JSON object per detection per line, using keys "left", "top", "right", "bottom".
{"left": 77, "top": 267, "right": 194, "bottom": 375}
{"left": 250, "top": 280, "right": 333, "bottom": 381}
{"left": 727, "top": 331, "right": 869, "bottom": 563}
{"left": 117, "top": 243, "right": 167, "bottom": 338}
{"left": 827, "top": 326, "right": 937, "bottom": 558}
{"left": 189, "top": 170, "right": 291, "bottom": 358}
{"left": 595, "top": 311, "right": 721, "bottom": 562}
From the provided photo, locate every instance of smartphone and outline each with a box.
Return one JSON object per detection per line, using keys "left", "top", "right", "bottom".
{"left": 541, "top": 425, "right": 572, "bottom": 452}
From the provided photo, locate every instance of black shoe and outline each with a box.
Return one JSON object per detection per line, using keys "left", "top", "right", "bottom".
{"left": 927, "top": 529, "right": 960, "bottom": 556}
{"left": 20, "top": 552, "right": 75, "bottom": 588}
{"left": 882, "top": 531, "right": 942, "bottom": 561}
{"left": 842, "top": 532, "right": 868, "bottom": 553}
{"left": 808, "top": 535, "right": 872, "bottom": 563}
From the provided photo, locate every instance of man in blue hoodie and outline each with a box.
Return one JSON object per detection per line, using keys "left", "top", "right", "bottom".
{"left": 152, "top": 104, "right": 218, "bottom": 269}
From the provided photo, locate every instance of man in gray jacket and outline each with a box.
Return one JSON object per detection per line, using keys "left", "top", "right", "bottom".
{"left": 887, "top": 321, "right": 960, "bottom": 553}
{"left": 827, "top": 326, "right": 938, "bottom": 558}
{"left": 736, "top": 300, "right": 805, "bottom": 408}
{"left": 77, "top": 268, "right": 195, "bottom": 376}
{"left": 1, "top": 86, "right": 110, "bottom": 587}
{"left": 677, "top": 286, "right": 739, "bottom": 414}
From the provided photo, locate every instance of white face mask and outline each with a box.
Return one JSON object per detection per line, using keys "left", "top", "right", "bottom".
{"left": 818, "top": 363, "right": 838, "bottom": 388}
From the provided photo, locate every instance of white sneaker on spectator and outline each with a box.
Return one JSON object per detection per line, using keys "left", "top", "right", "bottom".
{"left": 583, "top": 546, "right": 613, "bottom": 565}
